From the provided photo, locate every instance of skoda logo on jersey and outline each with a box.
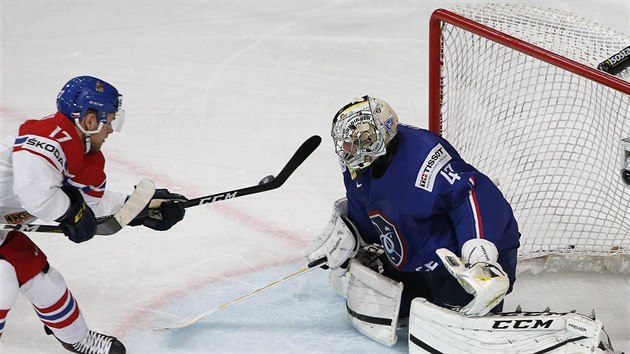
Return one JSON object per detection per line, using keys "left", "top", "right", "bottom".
{"left": 369, "top": 211, "right": 406, "bottom": 268}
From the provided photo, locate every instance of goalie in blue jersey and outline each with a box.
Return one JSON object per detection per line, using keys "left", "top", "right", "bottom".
{"left": 305, "top": 95, "right": 521, "bottom": 346}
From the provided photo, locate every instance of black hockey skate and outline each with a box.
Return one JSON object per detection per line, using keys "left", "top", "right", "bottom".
{"left": 45, "top": 326, "right": 126, "bottom": 354}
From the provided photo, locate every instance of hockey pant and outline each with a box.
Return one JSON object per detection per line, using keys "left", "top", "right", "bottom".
{"left": 0, "top": 231, "right": 88, "bottom": 343}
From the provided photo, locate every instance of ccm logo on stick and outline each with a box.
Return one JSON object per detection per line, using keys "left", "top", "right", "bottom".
{"left": 199, "top": 192, "right": 238, "bottom": 204}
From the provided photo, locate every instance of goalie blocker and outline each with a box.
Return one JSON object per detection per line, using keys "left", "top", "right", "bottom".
{"left": 408, "top": 298, "right": 618, "bottom": 354}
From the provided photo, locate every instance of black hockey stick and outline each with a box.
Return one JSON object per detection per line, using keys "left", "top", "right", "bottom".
{"left": 0, "top": 179, "right": 156, "bottom": 235}
{"left": 182, "top": 135, "right": 322, "bottom": 208}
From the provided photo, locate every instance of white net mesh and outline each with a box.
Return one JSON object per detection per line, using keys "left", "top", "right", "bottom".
{"left": 435, "top": 4, "right": 630, "bottom": 267}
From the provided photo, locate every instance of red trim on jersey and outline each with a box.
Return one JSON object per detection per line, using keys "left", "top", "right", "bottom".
{"left": 468, "top": 176, "right": 484, "bottom": 238}
{"left": 12, "top": 146, "right": 63, "bottom": 173}
{"left": 84, "top": 189, "right": 104, "bottom": 198}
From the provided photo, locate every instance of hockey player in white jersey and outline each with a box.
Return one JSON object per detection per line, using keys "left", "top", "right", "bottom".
{"left": 0, "top": 76, "right": 187, "bottom": 354}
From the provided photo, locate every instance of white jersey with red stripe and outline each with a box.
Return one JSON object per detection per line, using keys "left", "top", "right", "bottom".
{"left": 343, "top": 124, "right": 520, "bottom": 273}
{"left": 0, "top": 113, "right": 127, "bottom": 245}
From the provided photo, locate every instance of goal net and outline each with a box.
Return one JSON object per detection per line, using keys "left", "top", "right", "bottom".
{"left": 429, "top": 4, "right": 630, "bottom": 273}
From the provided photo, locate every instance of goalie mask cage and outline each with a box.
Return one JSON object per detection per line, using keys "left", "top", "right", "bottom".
{"left": 429, "top": 4, "right": 630, "bottom": 273}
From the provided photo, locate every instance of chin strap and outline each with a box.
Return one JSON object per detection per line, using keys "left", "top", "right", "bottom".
{"left": 83, "top": 134, "right": 91, "bottom": 154}
{"left": 74, "top": 119, "right": 103, "bottom": 154}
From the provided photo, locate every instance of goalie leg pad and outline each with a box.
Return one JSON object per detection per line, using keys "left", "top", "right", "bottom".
{"left": 330, "top": 244, "right": 388, "bottom": 299}
{"left": 346, "top": 259, "right": 404, "bottom": 346}
{"left": 408, "top": 298, "right": 615, "bottom": 354}
{"left": 329, "top": 271, "right": 351, "bottom": 298}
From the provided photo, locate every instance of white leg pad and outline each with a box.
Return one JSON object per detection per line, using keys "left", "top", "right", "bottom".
{"left": 20, "top": 267, "right": 88, "bottom": 344}
{"left": 0, "top": 260, "right": 19, "bottom": 310}
{"left": 409, "top": 297, "right": 615, "bottom": 353}
{"left": 346, "top": 259, "right": 403, "bottom": 346}
{"left": 329, "top": 271, "right": 351, "bottom": 298}
{"left": 0, "top": 260, "right": 19, "bottom": 335}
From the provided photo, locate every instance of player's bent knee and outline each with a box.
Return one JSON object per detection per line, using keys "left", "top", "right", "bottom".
{"left": 0, "top": 260, "right": 19, "bottom": 309}
{"left": 20, "top": 266, "right": 68, "bottom": 305}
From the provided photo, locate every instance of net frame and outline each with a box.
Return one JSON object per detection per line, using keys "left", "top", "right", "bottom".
{"left": 428, "top": 5, "right": 630, "bottom": 272}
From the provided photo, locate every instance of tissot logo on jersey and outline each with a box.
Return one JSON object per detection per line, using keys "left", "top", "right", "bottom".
{"left": 415, "top": 143, "right": 452, "bottom": 192}
{"left": 14, "top": 135, "right": 67, "bottom": 172}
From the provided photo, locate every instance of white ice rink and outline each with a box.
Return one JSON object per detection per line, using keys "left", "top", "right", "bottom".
{"left": 1, "top": 1, "right": 629, "bottom": 353}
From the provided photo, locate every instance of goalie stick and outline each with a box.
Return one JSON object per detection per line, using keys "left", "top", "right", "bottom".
{"left": 161, "top": 257, "right": 327, "bottom": 330}
{"left": 0, "top": 179, "right": 156, "bottom": 236}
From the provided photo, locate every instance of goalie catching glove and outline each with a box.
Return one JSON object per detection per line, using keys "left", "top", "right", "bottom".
{"left": 437, "top": 238, "right": 509, "bottom": 317}
{"left": 129, "top": 188, "right": 187, "bottom": 231}
{"left": 303, "top": 198, "right": 362, "bottom": 276}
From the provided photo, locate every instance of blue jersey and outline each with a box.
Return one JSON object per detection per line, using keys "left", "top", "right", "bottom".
{"left": 344, "top": 124, "right": 520, "bottom": 273}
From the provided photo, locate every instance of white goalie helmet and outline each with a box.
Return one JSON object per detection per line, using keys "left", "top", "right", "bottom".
{"left": 331, "top": 96, "right": 398, "bottom": 178}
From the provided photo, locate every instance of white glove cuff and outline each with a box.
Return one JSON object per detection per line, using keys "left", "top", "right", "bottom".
{"left": 461, "top": 238, "right": 499, "bottom": 265}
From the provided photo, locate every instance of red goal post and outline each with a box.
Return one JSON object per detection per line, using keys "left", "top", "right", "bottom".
{"left": 428, "top": 4, "right": 630, "bottom": 272}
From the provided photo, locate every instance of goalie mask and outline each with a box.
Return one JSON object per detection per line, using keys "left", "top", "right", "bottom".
{"left": 331, "top": 96, "right": 398, "bottom": 179}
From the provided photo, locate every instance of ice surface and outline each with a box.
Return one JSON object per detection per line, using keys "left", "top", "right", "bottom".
{"left": 1, "top": 1, "right": 628, "bottom": 352}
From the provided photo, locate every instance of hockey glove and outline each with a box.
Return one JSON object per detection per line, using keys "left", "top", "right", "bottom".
{"left": 303, "top": 198, "right": 362, "bottom": 276}
{"left": 436, "top": 239, "right": 509, "bottom": 317}
{"left": 56, "top": 186, "right": 97, "bottom": 243}
{"left": 130, "top": 189, "right": 187, "bottom": 231}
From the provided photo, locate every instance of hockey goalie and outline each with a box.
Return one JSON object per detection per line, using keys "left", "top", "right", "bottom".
{"left": 304, "top": 96, "right": 619, "bottom": 353}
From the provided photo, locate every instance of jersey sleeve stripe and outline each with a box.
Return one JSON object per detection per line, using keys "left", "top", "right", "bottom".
{"left": 467, "top": 176, "right": 484, "bottom": 239}
{"left": 63, "top": 180, "right": 106, "bottom": 198}
{"left": 13, "top": 135, "right": 66, "bottom": 172}
{"left": 12, "top": 146, "right": 63, "bottom": 173}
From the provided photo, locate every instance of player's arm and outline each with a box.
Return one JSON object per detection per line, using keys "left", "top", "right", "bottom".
{"left": 71, "top": 154, "right": 187, "bottom": 231}
{"left": 439, "top": 166, "right": 511, "bottom": 316}
{"left": 12, "top": 144, "right": 97, "bottom": 243}
{"left": 12, "top": 138, "right": 71, "bottom": 221}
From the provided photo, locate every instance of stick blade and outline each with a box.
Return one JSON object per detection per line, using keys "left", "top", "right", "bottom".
{"left": 96, "top": 179, "right": 155, "bottom": 235}
{"left": 161, "top": 310, "right": 216, "bottom": 331}
{"left": 272, "top": 135, "right": 321, "bottom": 185}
